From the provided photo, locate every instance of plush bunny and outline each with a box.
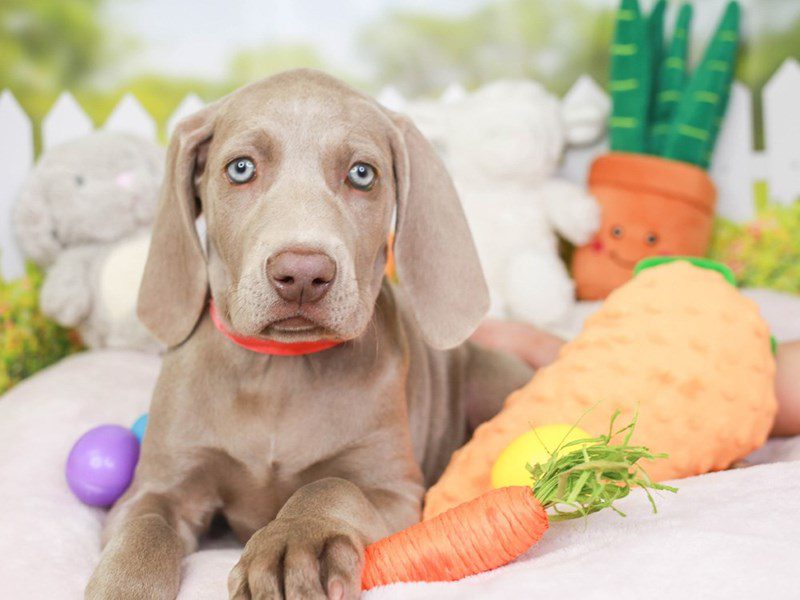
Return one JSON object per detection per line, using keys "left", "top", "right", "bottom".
{"left": 406, "top": 80, "right": 604, "bottom": 335}
{"left": 13, "top": 132, "right": 164, "bottom": 353}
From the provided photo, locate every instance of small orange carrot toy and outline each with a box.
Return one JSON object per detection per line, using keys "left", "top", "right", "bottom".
{"left": 362, "top": 413, "right": 676, "bottom": 590}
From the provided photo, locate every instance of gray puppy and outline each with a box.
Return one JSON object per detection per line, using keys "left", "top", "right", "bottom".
{"left": 13, "top": 132, "right": 164, "bottom": 352}
{"left": 86, "top": 70, "right": 533, "bottom": 599}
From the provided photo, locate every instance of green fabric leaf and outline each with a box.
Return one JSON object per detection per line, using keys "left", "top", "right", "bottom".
{"left": 645, "top": 0, "right": 666, "bottom": 153}
{"left": 662, "top": 1, "right": 740, "bottom": 168}
{"left": 609, "top": 0, "right": 652, "bottom": 153}
{"left": 650, "top": 2, "right": 692, "bottom": 155}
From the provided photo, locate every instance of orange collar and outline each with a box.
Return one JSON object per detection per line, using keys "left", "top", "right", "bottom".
{"left": 209, "top": 301, "right": 342, "bottom": 356}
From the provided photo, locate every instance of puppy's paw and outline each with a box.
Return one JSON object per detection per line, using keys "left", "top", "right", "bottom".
{"left": 85, "top": 515, "right": 183, "bottom": 600}
{"left": 229, "top": 517, "right": 363, "bottom": 600}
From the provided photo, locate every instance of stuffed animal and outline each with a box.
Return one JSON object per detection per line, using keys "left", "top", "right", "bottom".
{"left": 424, "top": 258, "right": 776, "bottom": 519}
{"left": 13, "top": 132, "right": 164, "bottom": 352}
{"left": 572, "top": 0, "right": 740, "bottom": 300}
{"left": 406, "top": 80, "right": 604, "bottom": 335}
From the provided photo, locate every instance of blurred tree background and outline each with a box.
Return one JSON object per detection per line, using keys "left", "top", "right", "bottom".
{"left": 2, "top": 0, "right": 797, "bottom": 143}
{"left": 362, "top": 0, "right": 615, "bottom": 97}
{"left": 0, "top": 0, "right": 109, "bottom": 121}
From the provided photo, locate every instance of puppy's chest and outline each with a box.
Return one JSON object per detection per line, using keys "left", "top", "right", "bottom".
{"left": 214, "top": 355, "right": 403, "bottom": 487}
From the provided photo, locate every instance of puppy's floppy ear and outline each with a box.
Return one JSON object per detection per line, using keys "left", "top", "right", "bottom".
{"left": 137, "top": 104, "right": 217, "bottom": 347}
{"left": 389, "top": 113, "right": 489, "bottom": 350}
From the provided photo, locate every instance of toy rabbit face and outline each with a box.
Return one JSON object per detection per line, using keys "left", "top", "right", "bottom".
{"left": 448, "top": 81, "right": 565, "bottom": 183}
{"left": 14, "top": 132, "right": 164, "bottom": 266}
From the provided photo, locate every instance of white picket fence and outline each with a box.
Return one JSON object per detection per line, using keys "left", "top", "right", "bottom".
{"left": 1, "top": 58, "right": 798, "bottom": 281}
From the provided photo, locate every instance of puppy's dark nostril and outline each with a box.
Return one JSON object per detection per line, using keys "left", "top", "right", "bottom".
{"left": 266, "top": 249, "right": 336, "bottom": 304}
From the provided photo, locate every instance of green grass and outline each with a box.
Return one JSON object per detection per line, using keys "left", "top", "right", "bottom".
{"left": 709, "top": 184, "right": 800, "bottom": 294}
{"left": 0, "top": 264, "right": 83, "bottom": 394}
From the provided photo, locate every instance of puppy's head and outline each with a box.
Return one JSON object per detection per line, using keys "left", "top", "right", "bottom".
{"left": 138, "top": 70, "right": 488, "bottom": 350}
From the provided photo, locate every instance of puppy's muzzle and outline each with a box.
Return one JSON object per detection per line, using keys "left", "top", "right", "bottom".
{"left": 267, "top": 248, "right": 337, "bottom": 304}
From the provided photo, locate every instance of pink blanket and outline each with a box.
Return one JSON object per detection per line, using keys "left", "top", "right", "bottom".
{"left": 1, "top": 350, "right": 798, "bottom": 599}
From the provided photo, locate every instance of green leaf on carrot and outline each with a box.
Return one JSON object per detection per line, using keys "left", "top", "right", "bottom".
{"left": 528, "top": 410, "right": 678, "bottom": 522}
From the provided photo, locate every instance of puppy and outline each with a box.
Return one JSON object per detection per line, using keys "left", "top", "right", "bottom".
{"left": 86, "top": 69, "right": 533, "bottom": 599}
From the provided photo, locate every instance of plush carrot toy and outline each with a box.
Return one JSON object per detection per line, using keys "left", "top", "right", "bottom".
{"left": 362, "top": 414, "right": 675, "bottom": 589}
{"left": 572, "top": 0, "right": 740, "bottom": 299}
{"left": 424, "top": 258, "right": 776, "bottom": 519}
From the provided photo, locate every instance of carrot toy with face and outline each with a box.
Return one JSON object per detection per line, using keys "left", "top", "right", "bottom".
{"left": 572, "top": 152, "right": 715, "bottom": 300}
{"left": 572, "top": 0, "right": 739, "bottom": 299}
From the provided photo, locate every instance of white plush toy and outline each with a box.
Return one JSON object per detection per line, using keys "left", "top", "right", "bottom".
{"left": 405, "top": 80, "right": 606, "bottom": 335}
{"left": 13, "top": 132, "right": 164, "bottom": 353}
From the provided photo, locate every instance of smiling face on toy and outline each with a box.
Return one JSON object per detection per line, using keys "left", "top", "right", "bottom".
{"left": 578, "top": 193, "right": 667, "bottom": 283}
{"left": 572, "top": 182, "right": 712, "bottom": 300}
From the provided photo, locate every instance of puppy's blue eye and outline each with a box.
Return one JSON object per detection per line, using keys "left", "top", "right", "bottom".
{"left": 347, "top": 163, "right": 376, "bottom": 191}
{"left": 226, "top": 158, "right": 256, "bottom": 184}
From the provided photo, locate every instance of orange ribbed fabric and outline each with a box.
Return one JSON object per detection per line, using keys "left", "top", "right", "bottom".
{"left": 361, "top": 486, "right": 548, "bottom": 589}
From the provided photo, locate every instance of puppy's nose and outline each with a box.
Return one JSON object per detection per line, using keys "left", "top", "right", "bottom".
{"left": 267, "top": 249, "right": 336, "bottom": 304}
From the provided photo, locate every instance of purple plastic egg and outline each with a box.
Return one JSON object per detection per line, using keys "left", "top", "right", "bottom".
{"left": 66, "top": 425, "right": 140, "bottom": 507}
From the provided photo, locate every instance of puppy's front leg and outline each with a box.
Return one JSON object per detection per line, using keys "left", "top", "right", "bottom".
{"left": 228, "top": 477, "right": 420, "bottom": 600}
{"left": 86, "top": 491, "right": 209, "bottom": 600}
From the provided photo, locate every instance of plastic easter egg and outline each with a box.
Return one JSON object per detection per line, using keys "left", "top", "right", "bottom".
{"left": 66, "top": 425, "right": 140, "bottom": 507}
{"left": 491, "top": 424, "right": 591, "bottom": 489}
{"left": 131, "top": 413, "right": 148, "bottom": 443}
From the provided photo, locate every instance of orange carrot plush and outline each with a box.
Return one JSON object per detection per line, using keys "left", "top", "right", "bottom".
{"left": 424, "top": 258, "right": 776, "bottom": 519}
{"left": 362, "top": 414, "right": 675, "bottom": 589}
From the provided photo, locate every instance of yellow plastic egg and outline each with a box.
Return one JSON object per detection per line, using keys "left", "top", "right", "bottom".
{"left": 491, "top": 424, "right": 591, "bottom": 489}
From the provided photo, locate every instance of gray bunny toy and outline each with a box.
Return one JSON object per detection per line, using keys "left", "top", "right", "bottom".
{"left": 13, "top": 132, "right": 165, "bottom": 353}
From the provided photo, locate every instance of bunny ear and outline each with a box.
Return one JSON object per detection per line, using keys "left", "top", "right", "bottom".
{"left": 13, "top": 169, "right": 62, "bottom": 267}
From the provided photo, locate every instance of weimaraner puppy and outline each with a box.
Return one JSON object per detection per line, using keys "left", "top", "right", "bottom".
{"left": 86, "top": 69, "right": 533, "bottom": 599}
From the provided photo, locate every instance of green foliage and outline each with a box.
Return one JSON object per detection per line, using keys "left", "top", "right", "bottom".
{"left": 609, "top": 0, "right": 740, "bottom": 169}
{"left": 0, "top": 0, "right": 114, "bottom": 149}
{"left": 662, "top": 2, "right": 740, "bottom": 168}
{"left": 361, "top": 0, "right": 616, "bottom": 98}
{"left": 0, "top": 0, "right": 105, "bottom": 94}
{"left": 0, "top": 264, "right": 83, "bottom": 394}
{"left": 608, "top": 0, "right": 651, "bottom": 153}
{"left": 530, "top": 411, "right": 677, "bottom": 521}
{"left": 228, "top": 43, "right": 325, "bottom": 87}
{"left": 709, "top": 187, "right": 800, "bottom": 295}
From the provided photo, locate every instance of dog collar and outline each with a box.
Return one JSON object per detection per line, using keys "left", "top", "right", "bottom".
{"left": 209, "top": 301, "right": 342, "bottom": 356}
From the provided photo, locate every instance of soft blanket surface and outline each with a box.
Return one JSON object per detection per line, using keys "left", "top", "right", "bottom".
{"left": 1, "top": 348, "right": 799, "bottom": 599}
